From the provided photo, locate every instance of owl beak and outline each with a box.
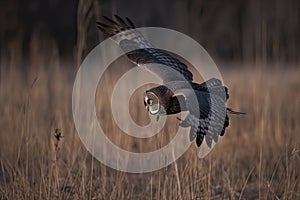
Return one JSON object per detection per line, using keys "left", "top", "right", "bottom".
{"left": 145, "top": 105, "right": 149, "bottom": 111}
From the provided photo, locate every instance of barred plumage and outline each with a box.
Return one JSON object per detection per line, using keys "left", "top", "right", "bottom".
{"left": 97, "top": 15, "right": 245, "bottom": 148}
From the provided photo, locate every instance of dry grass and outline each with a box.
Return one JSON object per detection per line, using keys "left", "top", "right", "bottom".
{"left": 0, "top": 39, "right": 299, "bottom": 200}
{"left": 1, "top": 5, "right": 300, "bottom": 196}
{"left": 1, "top": 1, "right": 299, "bottom": 198}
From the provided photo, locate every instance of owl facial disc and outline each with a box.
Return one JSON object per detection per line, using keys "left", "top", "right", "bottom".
{"left": 144, "top": 92, "right": 160, "bottom": 115}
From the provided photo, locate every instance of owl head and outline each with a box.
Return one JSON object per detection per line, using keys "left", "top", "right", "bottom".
{"left": 143, "top": 85, "right": 174, "bottom": 115}
{"left": 144, "top": 91, "right": 160, "bottom": 115}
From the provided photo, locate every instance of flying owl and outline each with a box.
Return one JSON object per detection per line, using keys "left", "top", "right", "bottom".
{"left": 97, "top": 15, "right": 245, "bottom": 148}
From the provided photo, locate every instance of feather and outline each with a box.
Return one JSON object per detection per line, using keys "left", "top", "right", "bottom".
{"left": 227, "top": 108, "right": 246, "bottom": 114}
{"left": 126, "top": 17, "right": 135, "bottom": 28}
{"left": 114, "top": 14, "right": 130, "bottom": 28}
{"left": 102, "top": 15, "right": 120, "bottom": 27}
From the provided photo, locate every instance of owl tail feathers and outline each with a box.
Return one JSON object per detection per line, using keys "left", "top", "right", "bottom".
{"left": 226, "top": 108, "right": 247, "bottom": 115}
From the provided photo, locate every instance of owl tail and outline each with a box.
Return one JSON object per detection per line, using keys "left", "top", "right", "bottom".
{"left": 226, "top": 108, "right": 246, "bottom": 115}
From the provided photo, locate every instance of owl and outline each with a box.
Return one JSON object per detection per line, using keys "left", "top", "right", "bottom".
{"left": 97, "top": 15, "right": 245, "bottom": 148}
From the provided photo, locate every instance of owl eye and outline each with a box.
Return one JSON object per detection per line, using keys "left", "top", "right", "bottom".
{"left": 147, "top": 99, "right": 153, "bottom": 105}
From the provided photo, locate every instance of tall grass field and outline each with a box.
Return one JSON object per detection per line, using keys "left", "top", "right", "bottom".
{"left": 0, "top": 41, "right": 299, "bottom": 199}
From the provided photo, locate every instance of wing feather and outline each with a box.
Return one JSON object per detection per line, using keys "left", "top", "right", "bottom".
{"left": 176, "top": 81, "right": 228, "bottom": 148}
{"left": 97, "top": 15, "right": 193, "bottom": 82}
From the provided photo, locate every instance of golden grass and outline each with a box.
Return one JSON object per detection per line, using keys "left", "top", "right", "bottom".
{"left": 0, "top": 47, "right": 299, "bottom": 200}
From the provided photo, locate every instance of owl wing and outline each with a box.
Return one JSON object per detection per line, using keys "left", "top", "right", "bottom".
{"left": 168, "top": 78, "right": 229, "bottom": 148}
{"left": 97, "top": 15, "right": 193, "bottom": 83}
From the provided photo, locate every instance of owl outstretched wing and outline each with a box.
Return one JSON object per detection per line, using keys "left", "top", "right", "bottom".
{"left": 97, "top": 15, "right": 193, "bottom": 83}
{"left": 166, "top": 78, "right": 229, "bottom": 148}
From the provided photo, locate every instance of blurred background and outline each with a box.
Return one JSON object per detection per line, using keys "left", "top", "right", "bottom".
{"left": 1, "top": 0, "right": 299, "bottom": 65}
{"left": 0, "top": 0, "right": 299, "bottom": 199}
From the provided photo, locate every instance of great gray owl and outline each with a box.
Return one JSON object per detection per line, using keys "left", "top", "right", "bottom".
{"left": 97, "top": 15, "right": 245, "bottom": 148}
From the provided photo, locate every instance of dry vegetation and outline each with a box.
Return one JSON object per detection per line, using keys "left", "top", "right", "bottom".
{"left": 0, "top": 37, "right": 300, "bottom": 200}
{"left": 0, "top": 1, "right": 299, "bottom": 199}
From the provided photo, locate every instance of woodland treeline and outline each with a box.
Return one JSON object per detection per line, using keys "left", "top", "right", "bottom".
{"left": 1, "top": 0, "right": 299, "bottom": 63}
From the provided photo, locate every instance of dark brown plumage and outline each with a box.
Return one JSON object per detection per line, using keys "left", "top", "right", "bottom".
{"left": 146, "top": 85, "right": 187, "bottom": 115}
